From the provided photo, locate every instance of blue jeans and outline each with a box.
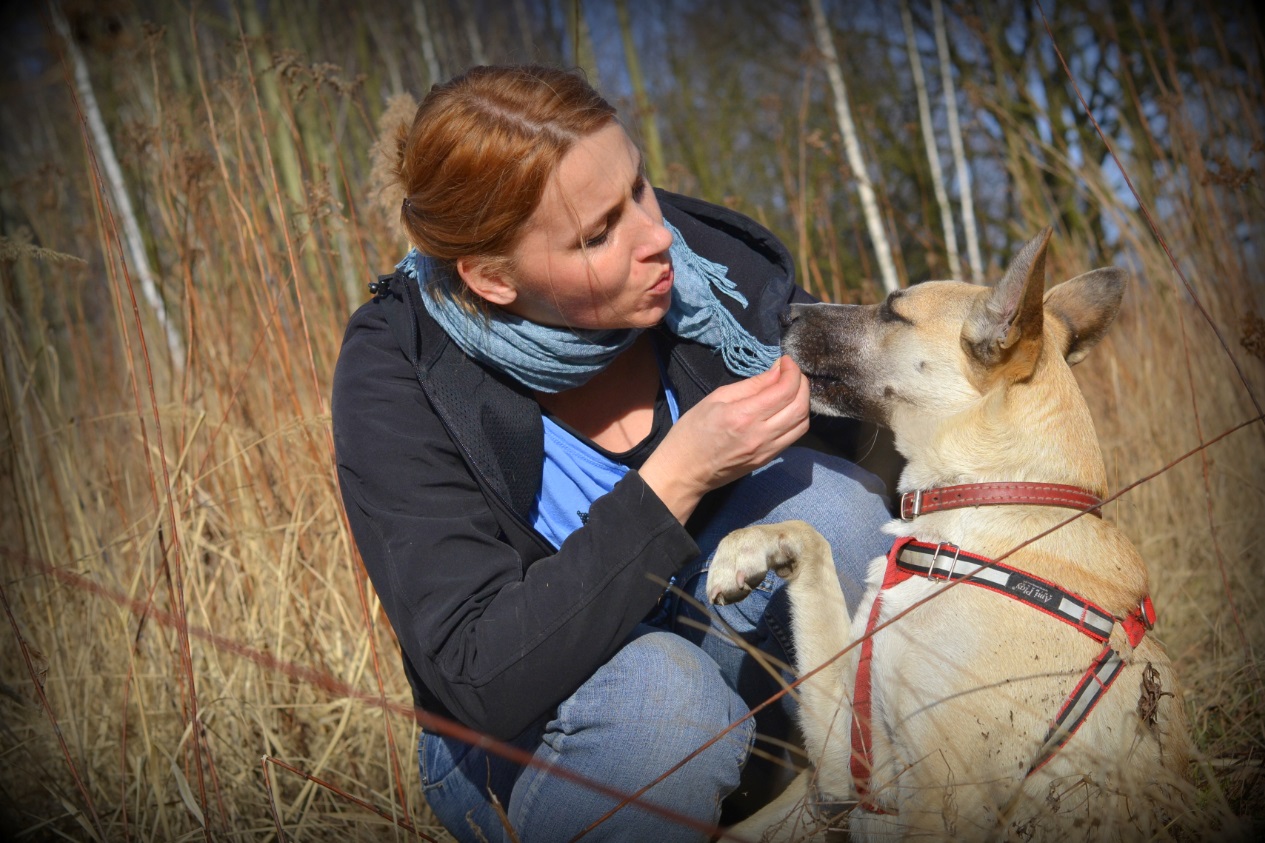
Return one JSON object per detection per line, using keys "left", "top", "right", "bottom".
{"left": 419, "top": 447, "right": 891, "bottom": 842}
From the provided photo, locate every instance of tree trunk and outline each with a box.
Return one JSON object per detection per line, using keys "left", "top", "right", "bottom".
{"left": 933, "top": 0, "right": 983, "bottom": 282}
{"left": 615, "top": 0, "right": 666, "bottom": 186}
{"left": 808, "top": 0, "right": 900, "bottom": 293}
{"left": 902, "top": 0, "right": 961, "bottom": 280}
{"left": 51, "top": 1, "right": 186, "bottom": 371}
{"left": 412, "top": 0, "right": 442, "bottom": 88}
{"left": 569, "top": 0, "right": 601, "bottom": 90}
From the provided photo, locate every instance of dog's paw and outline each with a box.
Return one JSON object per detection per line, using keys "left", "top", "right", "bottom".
{"left": 707, "top": 521, "right": 823, "bottom": 605}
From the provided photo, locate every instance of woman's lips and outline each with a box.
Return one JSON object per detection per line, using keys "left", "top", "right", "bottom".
{"left": 649, "top": 264, "right": 674, "bottom": 296}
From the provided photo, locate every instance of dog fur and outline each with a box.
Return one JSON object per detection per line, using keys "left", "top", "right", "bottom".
{"left": 708, "top": 230, "right": 1192, "bottom": 841}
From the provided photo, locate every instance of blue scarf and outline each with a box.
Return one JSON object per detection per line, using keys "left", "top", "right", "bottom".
{"left": 397, "top": 220, "right": 780, "bottom": 392}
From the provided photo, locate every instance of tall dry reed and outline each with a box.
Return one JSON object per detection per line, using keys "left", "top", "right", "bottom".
{"left": 1, "top": 2, "right": 1261, "bottom": 840}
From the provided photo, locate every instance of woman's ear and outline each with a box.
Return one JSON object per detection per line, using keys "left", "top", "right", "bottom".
{"left": 455, "top": 257, "right": 517, "bottom": 307}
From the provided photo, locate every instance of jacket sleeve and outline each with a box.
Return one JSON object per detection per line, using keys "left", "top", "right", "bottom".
{"left": 332, "top": 302, "right": 700, "bottom": 740}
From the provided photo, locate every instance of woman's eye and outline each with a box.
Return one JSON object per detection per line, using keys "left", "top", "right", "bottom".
{"left": 582, "top": 175, "right": 647, "bottom": 250}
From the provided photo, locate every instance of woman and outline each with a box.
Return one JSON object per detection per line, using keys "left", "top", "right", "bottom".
{"left": 332, "top": 65, "right": 891, "bottom": 842}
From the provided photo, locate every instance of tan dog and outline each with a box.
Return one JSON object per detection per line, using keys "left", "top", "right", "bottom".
{"left": 709, "top": 230, "right": 1192, "bottom": 841}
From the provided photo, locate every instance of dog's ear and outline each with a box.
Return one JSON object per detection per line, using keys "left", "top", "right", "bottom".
{"left": 961, "top": 228, "right": 1051, "bottom": 373}
{"left": 1043, "top": 268, "right": 1126, "bottom": 365}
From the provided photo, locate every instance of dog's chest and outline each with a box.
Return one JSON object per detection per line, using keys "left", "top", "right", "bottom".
{"left": 862, "top": 575, "right": 1110, "bottom": 739}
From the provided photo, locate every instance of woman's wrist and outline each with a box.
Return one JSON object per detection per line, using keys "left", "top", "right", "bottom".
{"left": 638, "top": 451, "right": 709, "bottom": 524}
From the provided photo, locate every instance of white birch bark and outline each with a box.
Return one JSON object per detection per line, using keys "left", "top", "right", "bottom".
{"left": 51, "top": 1, "right": 186, "bottom": 370}
{"left": 933, "top": 0, "right": 983, "bottom": 282}
{"left": 901, "top": 0, "right": 961, "bottom": 279}
{"left": 809, "top": 0, "right": 900, "bottom": 293}
{"left": 412, "top": 0, "right": 442, "bottom": 88}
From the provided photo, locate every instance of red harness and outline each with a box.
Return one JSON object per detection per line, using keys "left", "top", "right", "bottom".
{"left": 849, "top": 491, "right": 1154, "bottom": 814}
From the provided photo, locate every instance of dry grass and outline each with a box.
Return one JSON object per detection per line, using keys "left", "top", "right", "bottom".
{"left": 1, "top": 3, "right": 1262, "bottom": 841}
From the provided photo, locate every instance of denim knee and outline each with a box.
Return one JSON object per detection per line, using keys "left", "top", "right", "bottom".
{"left": 509, "top": 629, "right": 754, "bottom": 841}
{"left": 552, "top": 628, "right": 754, "bottom": 756}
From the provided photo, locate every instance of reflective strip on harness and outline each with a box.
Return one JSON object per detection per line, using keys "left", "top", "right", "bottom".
{"left": 848, "top": 536, "right": 1155, "bottom": 813}
{"left": 895, "top": 541, "right": 1117, "bottom": 642}
{"left": 1028, "top": 643, "right": 1125, "bottom": 774}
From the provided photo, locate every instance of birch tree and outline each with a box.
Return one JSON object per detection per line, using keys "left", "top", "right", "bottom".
{"left": 901, "top": 0, "right": 961, "bottom": 279}
{"left": 933, "top": 0, "right": 983, "bottom": 282}
{"left": 51, "top": 1, "right": 186, "bottom": 370}
{"left": 412, "top": 0, "right": 442, "bottom": 88}
{"left": 808, "top": 0, "right": 900, "bottom": 293}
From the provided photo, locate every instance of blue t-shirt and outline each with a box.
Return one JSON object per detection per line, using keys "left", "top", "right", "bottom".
{"left": 530, "top": 378, "right": 680, "bottom": 550}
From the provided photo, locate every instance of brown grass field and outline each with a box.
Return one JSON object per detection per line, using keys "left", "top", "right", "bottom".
{"left": 1, "top": 1, "right": 1262, "bottom": 840}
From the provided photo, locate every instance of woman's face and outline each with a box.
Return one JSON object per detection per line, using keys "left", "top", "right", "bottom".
{"left": 488, "top": 123, "right": 675, "bottom": 331}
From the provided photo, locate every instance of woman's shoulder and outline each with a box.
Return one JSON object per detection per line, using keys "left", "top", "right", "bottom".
{"left": 657, "top": 189, "right": 794, "bottom": 289}
{"left": 335, "top": 271, "right": 452, "bottom": 382}
{"left": 332, "top": 278, "right": 431, "bottom": 424}
{"left": 337, "top": 285, "right": 409, "bottom": 368}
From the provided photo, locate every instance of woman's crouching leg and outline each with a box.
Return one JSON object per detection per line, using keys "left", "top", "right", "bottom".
{"left": 509, "top": 627, "right": 755, "bottom": 842}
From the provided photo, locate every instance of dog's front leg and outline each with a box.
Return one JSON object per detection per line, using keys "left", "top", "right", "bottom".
{"left": 708, "top": 521, "right": 857, "bottom": 841}
{"left": 707, "top": 521, "right": 854, "bottom": 710}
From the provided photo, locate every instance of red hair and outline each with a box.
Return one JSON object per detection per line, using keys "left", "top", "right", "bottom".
{"left": 394, "top": 65, "right": 618, "bottom": 303}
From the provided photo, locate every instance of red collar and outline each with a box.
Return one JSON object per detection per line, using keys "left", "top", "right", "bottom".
{"left": 899, "top": 481, "right": 1103, "bottom": 521}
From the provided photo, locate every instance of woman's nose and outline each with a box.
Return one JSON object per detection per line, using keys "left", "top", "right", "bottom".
{"left": 636, "top": 212, "right": 673, "bottom": 259}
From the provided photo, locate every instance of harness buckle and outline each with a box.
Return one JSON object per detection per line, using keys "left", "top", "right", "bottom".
{"left": 931, "top": 542, "right": 962, "bottom": 579}
{"left": 901, "top": 490, "right": 923, "bottom": 521}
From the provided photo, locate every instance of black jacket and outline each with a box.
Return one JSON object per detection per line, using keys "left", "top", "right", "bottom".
{"left": 332, "top": 191, "right": 813, "bottom": 740}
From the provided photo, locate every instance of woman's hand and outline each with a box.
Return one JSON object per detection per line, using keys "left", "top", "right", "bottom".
{"left": 639, "top": 355, "right": 810, "bottom": 523}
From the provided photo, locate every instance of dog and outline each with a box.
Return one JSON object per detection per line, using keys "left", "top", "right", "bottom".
{"left": 707, "top": 230, "right": 1192, "bottom": 841}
